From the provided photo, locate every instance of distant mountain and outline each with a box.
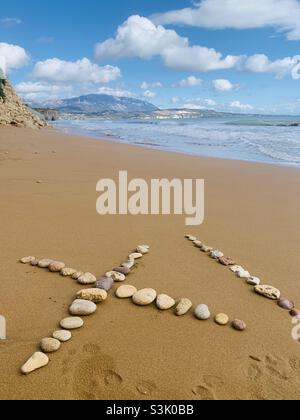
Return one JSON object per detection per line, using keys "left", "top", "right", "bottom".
{"left": 49, "top": 94, "right": 158, "bottom": 113}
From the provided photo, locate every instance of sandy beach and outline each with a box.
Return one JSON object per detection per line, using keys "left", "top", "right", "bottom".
{"left": 0, "top": 126, "right": 300, "bottom": 400}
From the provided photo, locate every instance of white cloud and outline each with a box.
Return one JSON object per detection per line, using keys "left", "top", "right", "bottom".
{"left": 178, "top": 76, "right": 203, "bottom": 87}
{"left": 204, "top": 98, "right": 217, "bottom": 107}
{"left": 0, "top": 42, "right": 29, "bottom": 71}
{"left": 143, "top": 90, "right": 157, "bottom": 98}
{"left": 152, "top": 0, "right": 300, "bottom": 41}
{"left": 245, "top": 54, "right": 300, "bottom": 78}
{"left": 141, "top": 81, "right": 162, "bottom": 89}
{"left": 213, "top": 79, "right": 234, "bottom": 91}
{"left": 1, "top": 17, "right": 22, "bottom": 27}
{"left": 95, "top": 15, "right": 242, "bottom": 72}
{"left": 171, "top": 96, "right": 180, "bottom": 104}
{"left": 31, "top": 58, "right": 121, "bottom": 84}
{"left": 229, "top": 100, "right": 254, "bottom": 111}
{"left": 96, "top": 86, "right": 136, "bottom": 97}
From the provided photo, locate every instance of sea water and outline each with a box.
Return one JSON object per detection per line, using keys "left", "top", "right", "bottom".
{"left": 54, "top": 115, "right": 300, "bottom": 167}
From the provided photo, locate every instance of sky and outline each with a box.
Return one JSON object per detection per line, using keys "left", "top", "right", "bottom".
{"left": 1, "top": 0, "right": 300, "bottom": 114}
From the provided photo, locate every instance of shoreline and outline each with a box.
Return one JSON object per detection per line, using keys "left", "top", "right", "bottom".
{"left": 52, "top": 122, "right": 300, "bottom": 171}
{"left": 1, "top": 126, "right": 300, "bottom": 400}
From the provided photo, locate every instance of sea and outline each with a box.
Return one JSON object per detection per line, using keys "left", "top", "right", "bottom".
{"left": 53, "top": 114, "right": 300, "bottom": 167}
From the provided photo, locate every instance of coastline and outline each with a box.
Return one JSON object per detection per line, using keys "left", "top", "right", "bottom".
{"left": 1, "top": 126, "right": 300, "bottom": 400}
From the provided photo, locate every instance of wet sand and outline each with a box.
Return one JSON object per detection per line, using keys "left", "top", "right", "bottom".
{"left": 0, "top": 126, "right": 300, "bottom": 400}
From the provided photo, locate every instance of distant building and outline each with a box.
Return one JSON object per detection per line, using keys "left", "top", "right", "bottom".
{"left": 0, "top": 56, "right": 7, "bottom": 79}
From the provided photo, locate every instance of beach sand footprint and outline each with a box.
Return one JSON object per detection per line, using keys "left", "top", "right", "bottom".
{"left": 192, "top": 374, "right": 225, "bottom": 400}
{"left": 192, "top": 384, "right": 217, "bottom": 400}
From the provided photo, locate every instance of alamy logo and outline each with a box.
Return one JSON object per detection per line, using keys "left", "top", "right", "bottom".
{"left": 0, "top": 315, "right": 6, "bottom": 340}
{"left": 96, "top": 171, "right": 205, "bottom": 226}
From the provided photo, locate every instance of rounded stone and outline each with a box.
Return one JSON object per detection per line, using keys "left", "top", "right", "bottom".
{"left": 106, "top": 271, "right": 126, "bottom": 282}
{"left": 38, "top": 259, "right": 53, "bottom": 268}
{"left": 21, "top": 352, "right": 49, "bottom": 375}
{"left": 136, "top": 245, "right": 149, "bottom": 254}
{"left": 129, "top": 253, "right": 143, "bottom": 260}
{"left": 77, "top": 272, "right": 97, "bottom": 285}
{"left": 230, "top": 265, "right": 245, "bottom": 273}
{"left": 72, "top": 271, "right": 83, "bottom": 280}
{"left": 215, "top": 313, "right": 229, "bottom": 326}
{"left": 210, "top": 250, "right": 224, "bottom": 259}
{"left": 61, "top": 267, "right": 77, "bottom": 277}
{"left": 175, "top": 298, "right": 192, "bottom": 316}
{"left": 156, "top": 294, "right": 176, "bottom": 310}
{"left": 247, "top": 277, "right": 261, "bottom": 286}
{"left": 232, "top": 319, "right": 247, "bottom": 331}
{"left": 60, "top": 317, "right": 84, "bottom": 330}
{"left": 193, "top": 240, "right": 203, "bottom": 248}
{"left": 116, "top": 285, "right": 137, "bottom": 299}
{"left": 20, "top": 256, "right": 36, "bottom": 264}
{"left": 69, "top": 299, "right": 97, "bottom": 316}
{"left": 31, "top": 259, "right": 39, "bottom": 266}
{"left": 290, "top": 309, "right": 300, "bottom": 317}
{"left": 254, "top": 285, "right": 281, "bottom": 300}
{"left": 52, "top": 330, "right": 72, "bottom": 342}
{"left": 201, "top": 245, "right": 213, "bottom": 253}
{"left": 186, "top": 235, "right": 197, "bottom": 241}
{"left": 113, "top": 266, "right": 131, "bottom": 276}
{"left": 277, "top": 299, "right": 294, "bottom": 310}
{"left": 194, "top": 304, "right": 211, "bottom": 320}
{"left": 236, "top": 269, "right": 251, "bottom": 278}
{"left": 95, "top": 276, "right": 114, "bottom": 291}
{"left": 132, "top": 289, "right": 157, "bottom": 306}
{"left": 40, "top": 337, "right": 61, "bottom": 353}
{"left": 49, "top": 261, "right": 66, "bottom": 272}
{"left": 76, "top": 288, "right": 108, "bottom": 303}
{"left": 121, "top": 260, "right": 135, "bottom": 269}
{"left": 219, "top": 257, "right": 236, "bottom": 266}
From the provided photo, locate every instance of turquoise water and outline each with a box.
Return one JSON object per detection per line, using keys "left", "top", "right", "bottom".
{"left": 54, "top": 115, "right": 300, "bottom": 166}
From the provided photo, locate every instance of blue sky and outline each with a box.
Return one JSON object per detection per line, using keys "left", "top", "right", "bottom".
{"left": 1, "top": 0, "right": 300, "bottom": 114}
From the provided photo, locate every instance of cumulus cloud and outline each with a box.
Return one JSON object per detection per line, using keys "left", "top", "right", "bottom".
{"left": 1, "top": 17, "right": 22, "bottom": 27}
{"left": 141, "top": 81, "right": 163, "bottom": 89}
{"left": 0, "top": 42, "right": 29, "bottom": 71}
{"left": 229, "top": 100, "right": 254, "bottom": 111}
{"left": 95, "top": 15, "right": 242, "bottom": 72}
{"left": 178, "top": 76, "right": 203, "bottom": 87}
{"left": 31, "top": 58, "right": 121, "bottom": 84}
{"left": 143, "top": 90, "right": 157, "bottom": 98}
{"left": 244, "top": 54, "right": 300, "bottom": 78}
{"left": 152, "top": 0, "right": 300, "bottom": 41}
{"left": 212, "top": 79, "right": 235, "bottom": 91}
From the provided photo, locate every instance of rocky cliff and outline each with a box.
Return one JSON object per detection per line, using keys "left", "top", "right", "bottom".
{"left": 0, "top": 79, "right": 46, "bottom": 128}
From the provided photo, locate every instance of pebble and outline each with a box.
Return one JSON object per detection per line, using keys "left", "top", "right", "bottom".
{"left": 247, "top": 277, "right": 261, "bottom": 286}
{"left": 121, "top": 260, "right": 135, "bottom": 269}
{"left": 156, "top": 294, "right": 176, "bottom": 310}
{"left": 290, "top": 309, "right": 300, "bottom": 317}
{"left": 232, "top": 319, "right": 247, "bottom": 331}
{"left": 277, "top": 299, "right": 294, "bottom": 310}
{"left": 200, "top": 245, "right": 213, "bottom": 253}
{"left": 60, "top": 317, "right": 84, "bottom": 330}
{"left": 116, "top": 285, "right": 137, "bottom": 299}
{"left": 77, "top": 272, "right": 97, "bottom": 285}
{"left": 49, "top": 261, "right": 66, "bottom": 272}
{"left": 186, "top": 235, "right": 197, "bottom": 241}
{"left": 72, "top": 271, "right": 83, "bottom": 280}
{"left": 21, "top": 352, "right": 49, "bottom": 375}
{"left": 38, "top": 259, "right": 53, "bottom": 268}
{"left": 95, "top": 276, "right": 114, "bottom": 291}
{"left": 69, "top": 299, "right": 97, "bottom": 316}
{"left": 175, "top": 298, "right": 192, "bottom": 316}
{"left": 136, "top": 245, "right": 149, "bottom": 254}
{"left": 230, "top": 265, "right": 244, "bottom": 273}
{"left": 31, "top": 259, "right": 39, "bottom": 266}
{"left": 132, "top": 289, "right": 157, "bottom": 306}
{"left": 194, "top": 304, "right": 211, "bottom": 320}
{"left": 61, "top": 267, "right": 77, "bottom": 277}
{"left": 129, "top": 253, "right": 143, "bottom": 260}
{"left": 106, "top": 271, "right": 126, "bottom": 282}
{"left": 219, "top": 256, "right": 236, "bottom": 266}
{"left": 210, "top": 250, "right": 224, "bottom": 259}
{"left": 215, "top": 313, "right": 229, "bottom": 326}
{"left": 52, "top": 330, "right": 72, "bottom": 342}
{"left": 113, "top": 266, "right": 131, "bottom": 276}
{"left": 40, "top": 337, "right": 61, "bottom": 353}
{"left": 236, "top": 269, "right": 251, "bottom": 278}
{"left": 193, "top": 240, "right": 203, "bottom": 248}
{"left": 254, "top": 285, "right": 281, "bottom": 300}
{"left": 76, "top": 288, "right": 108, "bottom": 303}
{"left": 20, "top": 256, "right": 36, "bottom": 264}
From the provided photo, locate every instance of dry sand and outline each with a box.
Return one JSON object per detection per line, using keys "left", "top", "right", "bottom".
{"left": 0, "top": 126, "right": 300, "bottom": 400}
